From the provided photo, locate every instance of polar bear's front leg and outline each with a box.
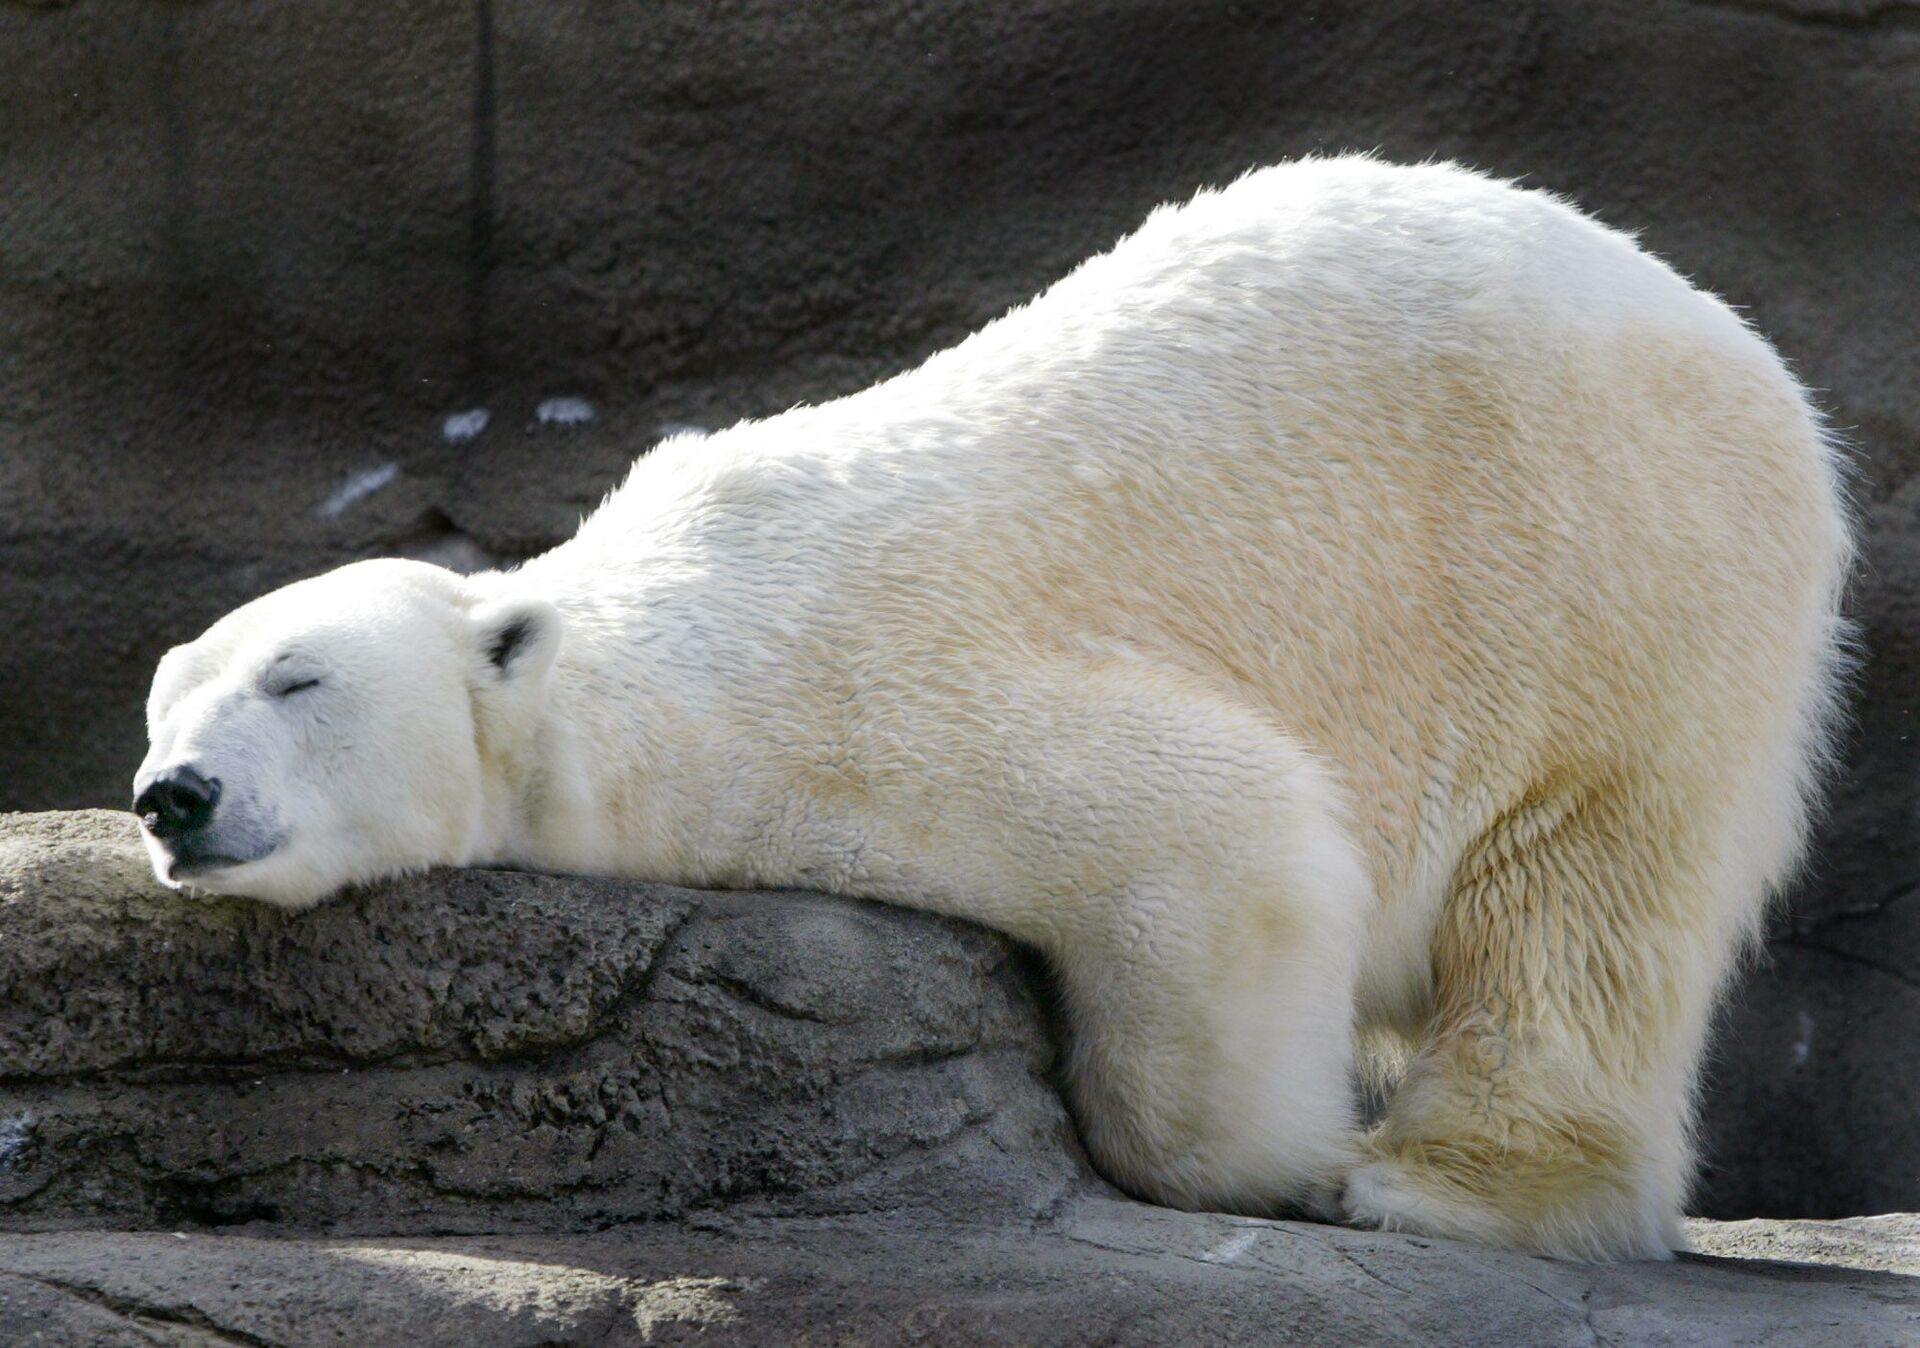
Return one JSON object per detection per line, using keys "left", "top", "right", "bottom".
{"left": 1049, "top": 850, "right": 1367, "bottom": 1217}
{"left": 843, "top": 659, "right": 1374, "bottom": 1218}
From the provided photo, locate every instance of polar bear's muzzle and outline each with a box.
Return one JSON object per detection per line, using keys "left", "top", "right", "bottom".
{"left": 132, "top": 762, "right": 278, "bottom": 883}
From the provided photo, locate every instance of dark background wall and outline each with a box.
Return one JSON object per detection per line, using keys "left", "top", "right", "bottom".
{"left": 2, "top": 0, "right": 1914, "bottom": 1220}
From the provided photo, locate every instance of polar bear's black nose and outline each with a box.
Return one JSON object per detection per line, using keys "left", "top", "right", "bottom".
{"left": 134, "top": 765, "right": 220, "bottom": 841}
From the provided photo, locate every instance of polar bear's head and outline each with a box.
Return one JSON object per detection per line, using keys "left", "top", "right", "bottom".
{"left": 133, "top": 559, "right": 561, "bottom": 909}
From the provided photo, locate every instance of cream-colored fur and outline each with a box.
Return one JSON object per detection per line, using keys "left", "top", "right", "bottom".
{"left": 136, "top": 157, "right": 1853, "bottom": 1261}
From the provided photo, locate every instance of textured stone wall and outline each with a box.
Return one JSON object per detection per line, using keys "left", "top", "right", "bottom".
{"left": 2, "top": 0, "right": 1915, "bottom": 1218}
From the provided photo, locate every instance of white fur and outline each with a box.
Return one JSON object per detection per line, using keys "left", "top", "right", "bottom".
{"left": 138, "top": 157, "right": 1852, "bottom": 1260}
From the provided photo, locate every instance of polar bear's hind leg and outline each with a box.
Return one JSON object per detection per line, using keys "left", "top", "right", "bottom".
{"left": 1345, "top": 772, "right": 1755, "bottom": 1261}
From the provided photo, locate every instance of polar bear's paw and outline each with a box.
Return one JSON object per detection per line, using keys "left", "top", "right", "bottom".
{"left": 1341, "top": 1153, "right": 1676, "bottom": 1262}
{"left": 1341, "top": 1157, "right": 1511, "bottom": 1247}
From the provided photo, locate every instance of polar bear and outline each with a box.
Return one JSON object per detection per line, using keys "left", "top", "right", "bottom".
{"left": 133, "top": 157, "right": 1852, "bottom": 1261}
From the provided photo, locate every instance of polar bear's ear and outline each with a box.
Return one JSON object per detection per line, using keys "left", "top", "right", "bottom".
{"left": 470, "top": 596, "right": 563, "bottom": 686}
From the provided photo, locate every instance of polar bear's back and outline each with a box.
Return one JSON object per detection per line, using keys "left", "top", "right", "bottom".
{"left": 581, "top": 157, "right": 1850, "bottom": 930}
{"left": 517, "top": 160, "right": 1852, "bottom": 1249}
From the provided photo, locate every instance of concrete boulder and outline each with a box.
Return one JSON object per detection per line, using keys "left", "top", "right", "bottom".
{"left": 0, "top": 811, "right": 1080, "bottom": 1233}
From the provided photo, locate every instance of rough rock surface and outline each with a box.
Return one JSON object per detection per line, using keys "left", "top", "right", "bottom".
{"left": 1, "top": 1, "right": 1915, "bottom": 1222}
{"left": 3, "top": 1213, "right": 1919, "bottom": 1347}
{"left": 1, "top": 811, "right": 1916, "bottom": 1346}
{"left": 0, "top": 812, "right": 1078, "bottom": 1234}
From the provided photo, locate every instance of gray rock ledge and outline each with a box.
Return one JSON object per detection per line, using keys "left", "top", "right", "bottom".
{"left": 0, "top": 810, "right": 1915, "bottom": 1346}
{"left": 0, "top": 811, "right": 1080, "bottom": 1233}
